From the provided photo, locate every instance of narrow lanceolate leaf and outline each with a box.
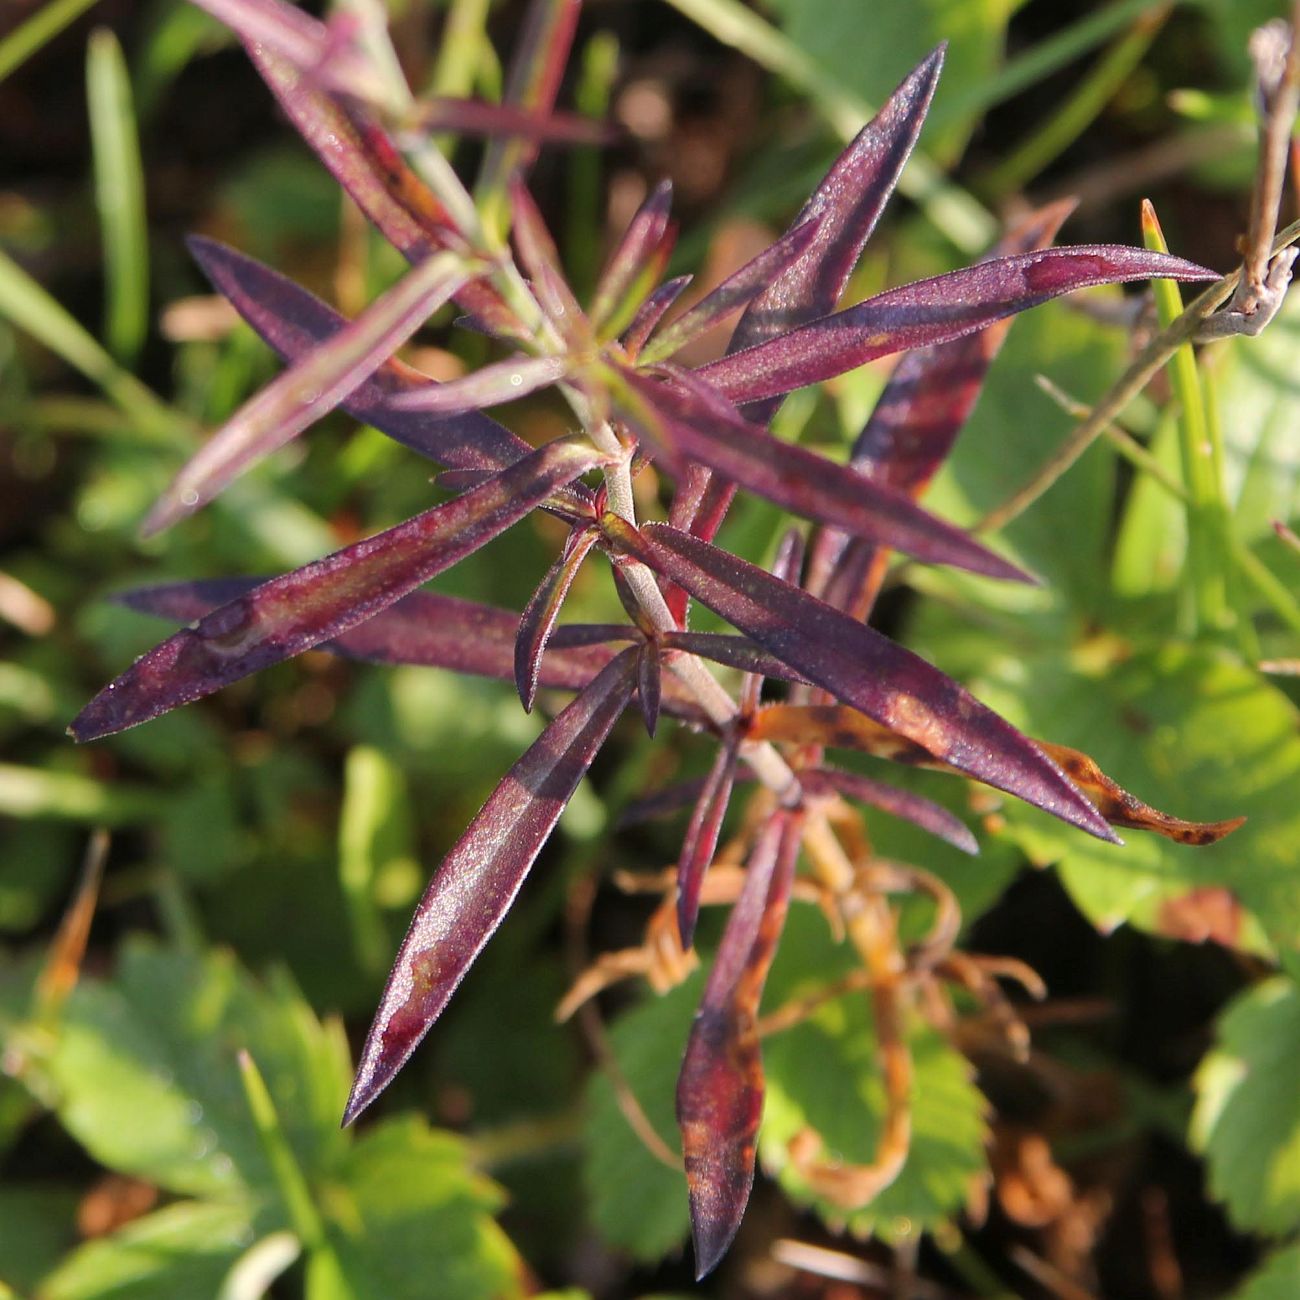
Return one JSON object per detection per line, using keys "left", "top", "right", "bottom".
{"left": 670, "top": 46, "right": 946, "bottom": 542}
{"left": 678, "top": 810, "right": 802, "bottom": 1280}
{"left": 801, "top": 766, "right": 978, "bottom": 855}
{"left": 410, "top": 96, "right": 615, "bottom": 146}
{"left": 72, "top": 441, "right": 601, "bottom": 741}
{"left": 623, "top": 276, "right": 693, "bottom": 357}
{"left": 603, "top": 518, "right": 1117, "bottom": 842}
{"left": 809, "top": 199, "right": 1076, "bottom": 609}
{"left": 676, "top": 733, "right": 743, "bottom": 949}
{"left": 189, "top": 0, "right": 384, "bottom": 105}
{"left": 589, "top": 180, "right": 675, "bottom": 332}
{"left": 395, "top": 354, "right": 569, "bottom": 414}
{"left": 246, "top": 41, "right": 516, "bottom": 334}
{"left": 662, "top": 632, "right": 810, "bottom": 685}
{"left": 620, "top": 370, "right": 1032, "bottom": 584}
{"left": 753, "top": 703, "right": 1244, "bottom": 848}
{"left": 516, "top": 525, "right": 601, "bottom": 712}
{"left": 116, "top": 578, "right": 626, "bottom": 692}
{"left": 638, "top": 216, "right": 823, "bottom": 365}
{"left": 247, "top": 43, "right": 452, "bottom": 260}
{"left": 345, "top": 647, "right": 639, "bottom": 1124}
{"left": 144, "top": 252, "right": 469, "bottom": 536}
{"left": 509, "top": 178, "right": 589, "bottom": 340}
{"left": 477, "top": 0, "right": 583, "bottom": 197}
{"left": 698, "top": 247, "right": 1219, "bottom": 406}
{"left": 637, "top": 645, "right": 662, "bottom": 737}
{"left": 188, "top": 237, "right": 532, "bottom": 472}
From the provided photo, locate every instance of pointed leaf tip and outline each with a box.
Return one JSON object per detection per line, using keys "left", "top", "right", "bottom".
{"left": 347, "top": 648, "right": 638, "bottom": 1120}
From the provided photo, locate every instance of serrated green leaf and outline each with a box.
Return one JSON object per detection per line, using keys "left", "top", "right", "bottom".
{"left": 759, "top": 908, "right": 988, "bottom": 1241}
{"left": 967, "top": 645, "right": 1298, "bottom": 956}
{"left": 45, "top": 939, "right": 351, "bottom": 1201}
{"left": 1229, "top": 1242, "right": 1300, "bottom": 1300}
{"left": 582, "top": 977, "right": 695, "bottom": 1262}
{"left": 324, "top": 1115, "right": 521, "bottom": 1300}
{"left": 37, "top": 1200, "right": 255, "bottom": 1300}
{"left": 1192, "top": 977, "right": 1300, "bottom": 1236}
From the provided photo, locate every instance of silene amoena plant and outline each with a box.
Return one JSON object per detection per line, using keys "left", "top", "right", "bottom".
{"left": 69, "top": 0, "right": 1290, "bottom": 1279}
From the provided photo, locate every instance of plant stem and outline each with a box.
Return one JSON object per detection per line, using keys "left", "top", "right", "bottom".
{"left": 1141, "top": 199, "right": 1230, "bottom": 638}
{"left": 0, "top": 0, "right": 100, "bottom": 84}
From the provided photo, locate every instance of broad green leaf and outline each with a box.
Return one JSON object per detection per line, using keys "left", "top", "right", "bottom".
{"left": 37, "top": 1200, "right": 255, "bottom": 1300}
{"left": 583, "top": 976, "right": 695, "bottom": 1261}
{"left": 324, "top": 1115, "right": 521, "bottom": 1300}
{"left": 967, "top": 645, "right": 1298, "bottom": 956}
{"left": 1192, "top": 978, "right": 1300, "bottom": 1235}
{"left": 1229, "top": 1242, "right": 1300, "bottom": 1300}
{"left": 760, "top": 908, "right": 988, "bottom": 1241}
{"left": 45, "top": 940, "right": 352, "bottom": 1200}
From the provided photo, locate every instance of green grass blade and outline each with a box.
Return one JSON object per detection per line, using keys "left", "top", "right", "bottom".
{"left": 0, "top": 247, "right": 187, "bottom": 447}
{"left": 662, "top": 0, "right": 996, "bottom": 253}
{"left": 1141, "top": 199, "right": 1231, "bottom": 638}
{"left": 87, "top": 27, "right": 150, "bottom": 365}
{"left": 0, "top": 0, "right": 100, "bottom": 84}
{"left": 979, "top": 4, "right": 1171, "bottom": 196}
{"left": 930, "top": 0, "right": 1172, "bottom": 134}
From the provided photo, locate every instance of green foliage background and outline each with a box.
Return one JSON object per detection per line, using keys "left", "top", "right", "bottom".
{"left": 2, "top": 0, "right": 1299, "bottom": 1296}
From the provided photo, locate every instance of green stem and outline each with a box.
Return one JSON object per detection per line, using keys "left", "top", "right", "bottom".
{"left": 1142, "top": 200, "right": 1230, "bottom": 638}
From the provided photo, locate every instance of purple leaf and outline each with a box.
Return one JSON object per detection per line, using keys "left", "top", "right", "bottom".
{"left": 675, "top": 733, "right": 742, "bottom": 949}
{"left": 189, "top": 0, "right": 382, "bottom": 104}
{"left": 602, "top": 518, "right": 1118, "bottom": 842}
{"left": 477, "top": 0, "right": 583, "bottom": 194}
{"left": 72, "top": 440, "right": 602, "bottom": 741}
{"left": 677, "top": 810, "right": 801, "bottom": 1280}
{"left": 145, "top": 252, "right": 469, "bottom": 536}
{"left": 662, "top": 631, "right": 809, "bottom": 684}
{"left": 807, "top": 199, "right": 1076, "bottom": 609}
{"left": 637, "top": 644, "right": 662, "bottom": 737}
{"left": 509, "top": 178, "right": 590, "bottom": 340}
{"left": 515, "top": 525, "right": 601, "bottom": 712}
{"left": 698, "top": 246, "right": 1219, "bottom": 407}
{"left": 623, "top": 275, "right": 693, "bottom": 356}
{"left": 803, "top": 766, "right": 977, "bottom": 855}
{"left": 344, "top": 645, "right": 639, "bottom": 1124}
{"left": 589, "top": 180, "right": 675, "bottom": 333}
{"left": 670, "top": 46, "right": 947, "bottom": 546}
{"left": 247, "top": 42, "right": 450, "bottom": 258}
{"left": 410, "top": 96, "right": 615, "bottom": 146}
{"left": 638, "top": 215, "right": 823, "bottom": 365}
{"left": 116, "top": 578, "right": 627, "bottom": 691}
{"left": 188, "top": 237, "right": 533, "bottom": 473}
{"left": 619, "top": 370, "right": 1033, "bottom": 584}
{"left": 394, "top": 354, "right": 570, "bottom": 414}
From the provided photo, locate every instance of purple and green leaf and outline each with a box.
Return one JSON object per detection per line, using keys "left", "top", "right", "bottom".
{"left": 516, "top": 525, "right": 602, "bottom": 712}
{"left": 188, "top": 236, "right": 533, "bottom": 472}
{"left": 675, "top": 732, "right": 743, "bottom": 950}
{"left": 807, "top": 199, "right": 1076, "bottom": 610}
{"left": 602, "top": 517, "right": 1117, "bottom": 842}
{"left": 619, "top": 370, "right": 1032, "bottom": 584}
{"left": 698, "top": 246, "right": 1218, "bottom": 406}
{"left": 72, "top": 440, "right": 601, "bottom": 740}
{"left": 344, "top": 645, "right": 639, "bottom": 1124}
{"left": 677, "top": 809, "right": 802, "bottom": 1279}
{"left": 145, "top": 251, "right": 469, "bottom": 536}
{"left": 589, "top": 180, "right": 675, "bottom": 335}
